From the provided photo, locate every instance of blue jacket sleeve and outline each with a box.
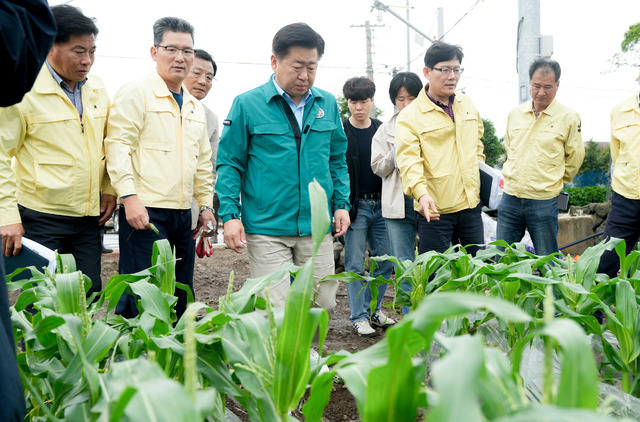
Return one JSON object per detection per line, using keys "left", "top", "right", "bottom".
{"left": 216, "top": 96, "right": 248, "bottom": 223}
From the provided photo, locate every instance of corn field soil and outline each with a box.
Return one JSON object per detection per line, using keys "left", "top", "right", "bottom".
{"left": 25, "top": 247, "right": 397, "bottom": 422}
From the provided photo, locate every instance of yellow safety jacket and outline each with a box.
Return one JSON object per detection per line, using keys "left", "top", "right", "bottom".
{"left": 105, "top": 71, "right": 213, "bottom": 210}
{"left": 502, "top": 99, "right": 584, "bottom": 199}
{"left": 611, "top": 93, "right": 640, "bottom": 199}
{"left": 0, "top": 65, "right": 114, "bottom": 226}
{"left": 395, "top": 87, "right": 485, "bottom": 214}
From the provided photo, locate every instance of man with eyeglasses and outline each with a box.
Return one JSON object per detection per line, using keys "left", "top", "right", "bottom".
{"left": 184, "top": 49, "right": 220, "bottom": 234}
{"left": 396, "top": 41, "right": 485, "bottom": 256}
{"left": 105, "top": 17, "right": 214, "bottom": 320}
{"left": 497, "top": 59, "right": 584, "bottom": 256}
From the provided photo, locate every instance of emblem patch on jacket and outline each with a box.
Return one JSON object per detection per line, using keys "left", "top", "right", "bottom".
{"left": 316, "top": 108, "right": 324, "bottom": 119}
{"left": 223, "top": 119, "right": 232, "bottom": 126}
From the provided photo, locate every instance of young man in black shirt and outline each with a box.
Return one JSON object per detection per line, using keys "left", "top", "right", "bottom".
{"left": 342, "top": 77, "right": 395, "bottom": 337}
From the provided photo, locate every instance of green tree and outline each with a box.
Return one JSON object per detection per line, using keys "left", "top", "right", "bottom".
{"left": 610, "top": 22, "right": 640, "bottom": 68}
{"left": 577, "top": 139, "right": 611, "bottom": 176}
{"left": 481, "top": 118, "right": 505, "bottom": 168}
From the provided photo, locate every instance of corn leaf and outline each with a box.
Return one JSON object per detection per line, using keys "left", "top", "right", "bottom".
{"left": 492, "top": 405, "right": 628, "bottom": 422}
{"left": 363, "top": 322, "right": 420, "bottom": 422}
{"left": 56, "top": 272, "right": 82, "bottom": 314}
{"left": 303, "top": 370, "right": 337, "bottom": 422}
{"left": 129, "top": 279, "right": 172, "bottom": 323}
{"left": 427, "top": 335, "right": 484, "bottom": 422}
{"left": 308, "top": 179, "right": 330, "bottom": 254}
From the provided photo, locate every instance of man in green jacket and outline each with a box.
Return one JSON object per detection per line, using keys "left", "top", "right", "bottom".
{"left": 217, "top": 22, "right": 350, "bottom": 317}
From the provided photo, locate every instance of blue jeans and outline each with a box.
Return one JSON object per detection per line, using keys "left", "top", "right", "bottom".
{"left": 345, "top": 199, "right": 393, "bottom": 322}
{"left": 385, "top": 195, "right": 416, "bottom": 314}
{"left": 496, "top": 193, "right": 559, "bottom": 256}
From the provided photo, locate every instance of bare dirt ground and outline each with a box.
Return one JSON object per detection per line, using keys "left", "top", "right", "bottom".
{"left": 100, "top": 246, "right": 400, "bottom": 422}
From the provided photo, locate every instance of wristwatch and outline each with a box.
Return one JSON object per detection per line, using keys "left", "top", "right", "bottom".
{"left": 199, "top": 206, "right": 215, "bottom": 215}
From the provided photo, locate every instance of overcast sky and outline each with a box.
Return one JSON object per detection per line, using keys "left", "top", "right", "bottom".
{"left": 51, "top": 0, "right": 640, "bottom": 143}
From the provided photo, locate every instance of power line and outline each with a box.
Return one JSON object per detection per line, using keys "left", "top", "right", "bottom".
{"left": 441, "top": 0, "right": 483, "bottom": 39}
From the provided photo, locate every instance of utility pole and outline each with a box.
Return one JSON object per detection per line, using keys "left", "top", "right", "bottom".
{"left": 437, "top": 7, "right": 444, "bottom": 39}
{"left": 351, "top": 20, "right": 384, "bottom": 118}
{"left": 372, "top": 0, "right": 434, "bottom": 45}
{"left": 517, "top": 0, "right": 541, "bottom": 104}
{"left": 405, "top": 0, "right": 411, "bottom": 72}
{"left": 351, "top": 20, "right": 384, "bottom": 81}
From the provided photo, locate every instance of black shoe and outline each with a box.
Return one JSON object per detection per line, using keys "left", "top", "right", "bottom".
{"left": 102, "top": 247, "right": 113, "bottom": 254}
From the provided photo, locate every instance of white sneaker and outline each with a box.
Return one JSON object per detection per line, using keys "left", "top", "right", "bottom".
{"left": 370, "top": 310, "right": 396, "bottom": 328}
{"left": 353, "top": 320, "right": 376, "bottom": 337}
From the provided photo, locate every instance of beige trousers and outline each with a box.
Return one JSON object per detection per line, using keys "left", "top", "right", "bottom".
{"left": 246, "top": 233, "right": 338, "bottom": 318}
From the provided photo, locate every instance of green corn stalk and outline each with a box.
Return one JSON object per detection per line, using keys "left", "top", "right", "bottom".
{"left": 543, "top": 284, "right": 556, "bottom": 404}
{"left": 183, "top": 305, "right": 197, "bottom": 399}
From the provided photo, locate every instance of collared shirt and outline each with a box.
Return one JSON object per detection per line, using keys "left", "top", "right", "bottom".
{"left": 426, "top": 86, "right": 456, "bottom": 122}
{"left": 272, "top": 75, "right": 313, "bottom": 130}
{"left": 46, "top": 60, "right": 86, "bottom": 118}
{"left": 502, "top": 99, "right": 584, "bottom": 200}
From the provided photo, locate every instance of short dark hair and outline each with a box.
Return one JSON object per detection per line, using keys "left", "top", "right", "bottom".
{"left": 153, "top": 17, "right": 194, "bottom": 46}
{"left": 272, "top": 23, "right": 325, "bottom": 60}
{"left": 389, "top": 72, "right": 422, "bottom": 105}
{"left": 50, "top": 5, "right": 99, "bottom": 44}
{"left": 194, "top": 49, "right": 217, "bottom": 77}
{"left": 342, "top": 77, "right": 376, "bottom": 101}
{"left": 529, "top": 58, "right": 561, "bottom": 82}
{"left": 423, "top": 41, "right": 464, "bottom": 68}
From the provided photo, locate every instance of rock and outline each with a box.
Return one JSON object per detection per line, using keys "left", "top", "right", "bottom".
{"left": 569, "top": 205, "right": 588, "bottom": 216}
{"left": 594, "top": 202, "right": 611, "bottom": 218}
{"left": 592, "top": 216, "right": 605, "bottom": 231}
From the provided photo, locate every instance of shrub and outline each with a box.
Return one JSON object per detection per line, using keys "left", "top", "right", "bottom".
{"left": 565, "top": 186, "right": 607, "bottom": 207}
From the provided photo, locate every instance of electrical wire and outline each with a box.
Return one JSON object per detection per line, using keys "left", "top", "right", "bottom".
{"left": 441, "top": 0, "right": 483, "bottom": 39}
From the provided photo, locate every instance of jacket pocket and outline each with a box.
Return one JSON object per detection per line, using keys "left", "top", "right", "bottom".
{"left": 138, "top": 143, "right": 177, "bottom": 196}
{"left": 419, "top": 122, "right": 454, "bottom": 179}
{"left": 35, "top": 156, "right": 75, "bottom": 206}
{"left": 614, "top": 152, "right": 639, "bottom": 193}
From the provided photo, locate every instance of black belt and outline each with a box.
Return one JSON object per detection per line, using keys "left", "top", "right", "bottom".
{"left": 358, "top": 192, "right": 380, "bottom": 200}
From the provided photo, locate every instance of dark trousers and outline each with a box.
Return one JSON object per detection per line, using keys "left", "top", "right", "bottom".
{"left": 417, "top": 203, "right": 484, "bottom": 256}
{"left": 1, "top": 260, "right": 25, "bottom": 422}
{"left": 598, "top": 192, "right": 640, "bottom": 278}
{"left": 116, "top": 207, "right": 195, "bottom": 319}
{"left": 19, "top": 205, "right": 102, "bottom": 295}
